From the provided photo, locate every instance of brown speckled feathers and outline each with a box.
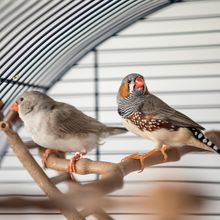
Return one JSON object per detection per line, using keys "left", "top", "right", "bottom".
{"left": 138, "top": 94, "right": 204, "bottom": 130}
{"left": 128, "top": 112, "right": 178, "bottom": 132}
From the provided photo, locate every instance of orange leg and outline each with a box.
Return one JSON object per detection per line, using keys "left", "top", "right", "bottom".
{"left": 42, "top": 149, "right": 64, "bottom": 168}
{"left": 122, "top": 145, "right": 169, "bottom": 172}
{"left": 161, "top": 144, "right": 168, "bottom": 161}
{"left": 68, "top": 151, "right": 87, "bottom": 173}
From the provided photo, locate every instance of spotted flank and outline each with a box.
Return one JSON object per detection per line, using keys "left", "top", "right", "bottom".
{"left": 128, "top": 112, "right": 178, "bottom": 132}
{"left": 189, "top": 128, "right": 220, "bottom": 153}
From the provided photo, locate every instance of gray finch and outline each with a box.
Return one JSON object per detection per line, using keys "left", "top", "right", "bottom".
{"left": 15, "top": 91, "right": 127, "bottom": 153}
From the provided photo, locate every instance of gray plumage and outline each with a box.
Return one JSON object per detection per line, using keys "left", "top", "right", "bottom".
{"left": 16, "top": 91, "right": 127, "bottom": 152}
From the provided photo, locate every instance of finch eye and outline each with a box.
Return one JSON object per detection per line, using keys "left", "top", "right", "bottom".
{"left": 20, "top": 97, "right": 24, "bottom": 102}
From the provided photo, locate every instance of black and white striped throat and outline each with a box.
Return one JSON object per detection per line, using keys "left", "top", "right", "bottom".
{"left": 118, "top": 94, "right": 145, "bottom": 118}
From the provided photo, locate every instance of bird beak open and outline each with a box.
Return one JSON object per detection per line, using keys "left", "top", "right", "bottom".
{"left": 134, "top": 76, "right": 145, "bottom": 89}
{"left": 10, "top": 102, "right": 19, "bottom": 112}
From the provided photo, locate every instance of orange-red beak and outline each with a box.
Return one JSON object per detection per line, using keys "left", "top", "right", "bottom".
{"left": 10, "top": 102, "right": 19, "bottom": 112}
{"left": 135, "top": 76, "right": 144, "bottom": 89}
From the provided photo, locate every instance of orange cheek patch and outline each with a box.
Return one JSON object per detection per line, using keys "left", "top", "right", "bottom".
{"left": 10, "top": 102, "right": 19, "bottom": 112}
{"left": 119, "top": 83, "right": 129, "bottom": 98}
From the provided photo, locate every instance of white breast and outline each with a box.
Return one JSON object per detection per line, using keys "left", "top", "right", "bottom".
{"left": 35, "top": 133, "right": 99, "bottom": 152}
{"left": 22, "top": 112, "right": 99, "bottom": 152}
{"left": 122, "top": 118, "right": 192, "bottom": 147}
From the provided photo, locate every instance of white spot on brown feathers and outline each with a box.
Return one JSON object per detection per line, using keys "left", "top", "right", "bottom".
{"left": 127, "top": 112, "right": 178, "bottom": 132}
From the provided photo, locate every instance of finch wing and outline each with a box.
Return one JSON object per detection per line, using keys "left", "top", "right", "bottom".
{"left": 139, "top": 94, "right": 204, "bottom": 130}
{"left": 48, "top": 102, "right": 107, "bottom": 137}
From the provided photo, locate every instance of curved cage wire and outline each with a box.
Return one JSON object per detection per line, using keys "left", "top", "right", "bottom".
{"left": 0, "top": 0, "right": 172, "bottom": 111}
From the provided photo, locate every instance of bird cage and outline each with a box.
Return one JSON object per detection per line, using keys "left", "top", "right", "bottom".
{"left": 0, "top": 0, "right": 220, "bottom": 220}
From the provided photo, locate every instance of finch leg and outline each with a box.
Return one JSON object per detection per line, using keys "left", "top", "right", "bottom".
{"left": 42, "top": 149, "right": 64, "bottom": 168}
{"left": 122, "top": 146, "right": 168, "bottom": 172}
{"left": 161, "top": 144, "right": 169, "bottom": 161}
{"left": 68, "top": 151, "right": 86, "bottom": 173}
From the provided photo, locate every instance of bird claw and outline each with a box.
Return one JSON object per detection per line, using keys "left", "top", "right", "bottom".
{"left": 42, "top": 149, "right": 64, "bottom": 169}
{"left": 161, "top": 145, "right": 168, "bottom": 161}
{"left": 121, "top": 153, "right": 147, "bottom": 172}
{"left": 121, "top": 146, "right": 169, "bottom": 172}
{"left": 68, "top": 152, "right": 85, "bottom": 173}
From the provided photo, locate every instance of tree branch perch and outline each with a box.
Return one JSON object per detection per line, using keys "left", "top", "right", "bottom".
{"left": 0, "top": 121, "right": 85, "bottom": 220}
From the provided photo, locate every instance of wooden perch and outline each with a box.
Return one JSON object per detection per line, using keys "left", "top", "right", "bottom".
{"left": 38, "top": 144, "right": 205, "bottom": 195}
{"left": 33, "top": 130, "right": 220, "bottom": 197}
{"left": 0, "top": 121, "right": 85, "bottom": 220}
{"left": 0, "top": 196, "right": 113, "bottom": 220}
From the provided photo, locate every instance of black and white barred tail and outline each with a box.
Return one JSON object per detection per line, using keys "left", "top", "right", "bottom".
{"left": 189, "top": 128, "right": 220, "bottom": 154}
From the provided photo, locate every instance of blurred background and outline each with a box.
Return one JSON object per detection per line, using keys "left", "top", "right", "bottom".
{"left": 0, "top": 0, "right": 220, "bottom": 219}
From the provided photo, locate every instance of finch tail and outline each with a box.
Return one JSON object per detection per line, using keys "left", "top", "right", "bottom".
{"left": 189, "top": 128, "right": 220, "bottom": 154}
{"left": 107, "top": 127, "right": 127, "bottom": 136}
